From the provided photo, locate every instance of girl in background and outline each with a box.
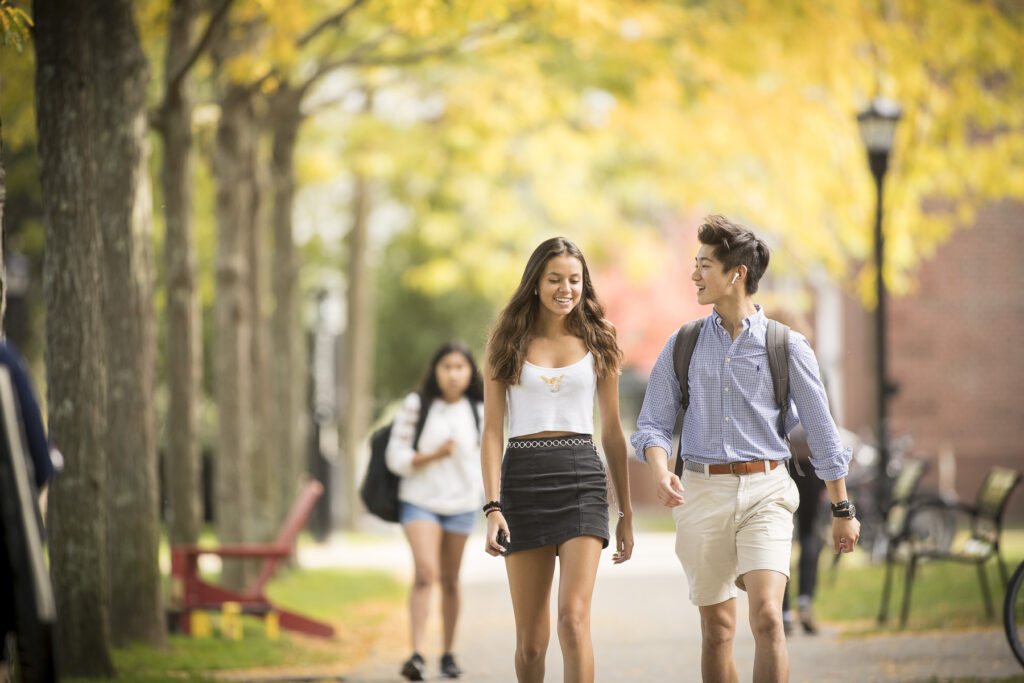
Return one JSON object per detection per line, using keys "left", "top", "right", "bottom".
{"left": 386, "top": 342, "right": 484, "bottom": 680}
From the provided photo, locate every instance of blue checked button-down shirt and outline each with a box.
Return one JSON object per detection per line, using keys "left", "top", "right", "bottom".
{"left": 631, "top": 306, "right": 851, "bottom": 482}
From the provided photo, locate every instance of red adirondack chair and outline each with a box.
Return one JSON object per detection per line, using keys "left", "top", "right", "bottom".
{"left": 170, "top": 479, "right": 334, "bottom": 637}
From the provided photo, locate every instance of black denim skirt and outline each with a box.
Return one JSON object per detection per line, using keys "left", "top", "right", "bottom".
{"left": 500, "top": 434, "right": 610, "bottom": 554}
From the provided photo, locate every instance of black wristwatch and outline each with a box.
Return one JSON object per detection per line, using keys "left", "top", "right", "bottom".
{"left": 831, "top": 499, "right": 856, "bottom": 519}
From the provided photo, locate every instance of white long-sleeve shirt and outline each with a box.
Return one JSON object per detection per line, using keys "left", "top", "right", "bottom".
{"left": 385, "top": 392, "right": 483, "bottom": 515}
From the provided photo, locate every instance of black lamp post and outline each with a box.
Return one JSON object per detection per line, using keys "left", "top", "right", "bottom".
{"left": 857, "top": 98, "right": 901, "bottom": 510}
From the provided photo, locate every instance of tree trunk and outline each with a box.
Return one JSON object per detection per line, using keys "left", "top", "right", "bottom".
{"left": 34, "top": 0, "right": 116, "bottom": 674}
{"left": 341, "top": 171, "right": 374, "bottom": 529}
{"left": 158, "top": 0, "right": 203, "bottom": 547}
{"left": 269, "top": 86, "right": 303, "bottom": 524}
{"left": 249, "top": 120, "right": 276, "bottom": 542}
{"left": 0, "top": 72, "right": 6, "bottom": 335}
{"left": 213, "top": 83, "right": 254, "bottom": 588}
{"left": 90, "top": 0, "right": 164, "bottom": 646}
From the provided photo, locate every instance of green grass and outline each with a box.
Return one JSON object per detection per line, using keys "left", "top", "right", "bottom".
{"left": 117, "top": 631, "right": 333, "bottom": 675}
{"left": 66, "top": 633, "right": 331, "bottom": 683}
{"left": 67, "top": 567, "right": 406, "bottom": 683}
{"left": 814, "top": 528, "right": 1024, "bottom": 634}
{"left": 265, "top": 567, "right": 406, "bottom": 621}
{"left": 631, "top": 506, "right": 678, "bottom": 533}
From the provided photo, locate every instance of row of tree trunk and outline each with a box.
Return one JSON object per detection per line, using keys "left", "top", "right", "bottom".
{"left": 32, "top": 0, "right": 315, "bottom": 673}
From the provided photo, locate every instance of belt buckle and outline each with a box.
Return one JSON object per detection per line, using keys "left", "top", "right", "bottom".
{"left": 729, "top": 462, "right": 741, "bottom": 475}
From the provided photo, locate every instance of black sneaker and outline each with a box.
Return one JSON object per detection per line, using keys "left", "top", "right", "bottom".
{"left": 798, "top": 604, "right": 818, "bottom": 635}
{"left": 782, "top": 610, "right": 794, "bottom": 637}
{"left": 401, "top": 653, "right": 426, "bottom": 681}
{"left": 440, "top": 652, "right": 463, "bottom": 679}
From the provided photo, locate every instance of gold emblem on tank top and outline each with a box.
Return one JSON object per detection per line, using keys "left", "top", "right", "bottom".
{"left": 541, "top": 374, "right": 565, "bottom": 393}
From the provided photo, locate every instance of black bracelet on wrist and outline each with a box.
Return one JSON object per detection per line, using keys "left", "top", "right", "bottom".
{"left": 482, "top": 500, "right": 501, "bottom": 513}
{"left": 831, "top": 500, "right": 856, "bottom": 519}
{"left": 485, "top": 507, "right": 502, "bottom": 516}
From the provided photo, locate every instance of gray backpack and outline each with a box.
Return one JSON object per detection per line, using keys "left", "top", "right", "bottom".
{"left": 671, "top": 317, "right": 791, "bottom": 477}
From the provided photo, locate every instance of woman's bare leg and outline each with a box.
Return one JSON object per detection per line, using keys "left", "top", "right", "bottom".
{"left": 555, "top": 536, "right": 602, "bottom": 683}
{"left": 506, "top": 546, "right": 557, "bottom": 682}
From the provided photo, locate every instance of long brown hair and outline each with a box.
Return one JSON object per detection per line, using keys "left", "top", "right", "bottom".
{"left": 488, "top": 237, "right": 622, "bottom": 385}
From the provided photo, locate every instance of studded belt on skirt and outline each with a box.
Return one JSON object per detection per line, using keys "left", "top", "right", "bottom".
{"left": 500, "top": 434, "right": 610, "bottom": 554}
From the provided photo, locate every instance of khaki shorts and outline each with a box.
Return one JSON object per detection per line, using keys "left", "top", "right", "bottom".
{"left": 671, "top": 461, "right": 799, "bottom": 607}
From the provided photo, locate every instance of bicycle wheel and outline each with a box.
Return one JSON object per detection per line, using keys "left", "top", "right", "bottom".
{"left": 1005, "top": 558, "right": 1024, "bottom": 668}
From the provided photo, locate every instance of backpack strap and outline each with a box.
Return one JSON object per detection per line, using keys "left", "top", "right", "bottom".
{"left": 671, "top": 319, "right": 704, "bottom": 478}
{"left": 471, "top": 401, "right": 482, "bottom": 435}
{"left": 765, "top": 319, "right": 802, "bottom": 475}
{"left": 412, "top": 393, "right": 430, "bottom": 451}
{"left": 764, "top": 319, "right": 790, "bottom": 427}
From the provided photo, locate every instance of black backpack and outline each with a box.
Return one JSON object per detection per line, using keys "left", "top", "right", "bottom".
{"left": 671, "top": 317, "right": 791, "bottom": 477}
{"left": 359, "top": 397, "right": 481, "bottom": 522}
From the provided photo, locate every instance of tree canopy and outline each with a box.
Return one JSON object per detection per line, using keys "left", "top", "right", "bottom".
{"left": 5, "top": 0, "right": 1023, "bottom": 402}
{"left": 287, "top": 0, "right": 1024, "bottom": 381}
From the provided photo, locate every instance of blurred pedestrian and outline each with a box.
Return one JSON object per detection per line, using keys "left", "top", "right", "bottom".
{"left": 386, "top": 341, "right": 485, "bottom": 681}
{"left": 769, "top": 309, "right": 829, "bottom": 636}
{"left": 0, "top": 341, "right": 57, "bottom": 680}
{"left": 632, "top": 216, "right": 859, "bottom": 683}
{"left": 481, "top": 237, "right": 634, "bottom": 683}
{"left": 781, "top": 424, "right": 827, "bottom": 635}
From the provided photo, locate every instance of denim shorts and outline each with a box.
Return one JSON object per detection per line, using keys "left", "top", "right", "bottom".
{"left": 399, "top": 501, "right": 476, "bottom": 535}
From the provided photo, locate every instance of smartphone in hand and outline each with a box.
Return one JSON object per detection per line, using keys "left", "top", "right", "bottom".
{"left": 496, "top": 529, "right": 509, "bottom": 555}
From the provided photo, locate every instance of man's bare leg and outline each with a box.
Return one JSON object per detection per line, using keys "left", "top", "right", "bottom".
{"left": 743, "top": 569, "right": 789, "bottom": 683}
{"left": 698, "top": 598, "right": 738, "bottom": 683}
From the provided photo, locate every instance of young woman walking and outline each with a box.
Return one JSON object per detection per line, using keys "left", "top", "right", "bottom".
{"left": 386, "top": 342, "right": 485, "bottom": 680}
{"left": 481, "top": 237, "right": 634, "bottom": 683}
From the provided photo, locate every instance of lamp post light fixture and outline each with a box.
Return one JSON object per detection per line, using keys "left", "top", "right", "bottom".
{"left": 857, "top": 97, "right": 901, "bottom": 511}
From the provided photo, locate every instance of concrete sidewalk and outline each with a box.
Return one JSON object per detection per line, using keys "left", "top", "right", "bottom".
{"left": 300, "top": 531, "right": 1022, "bottom": 682}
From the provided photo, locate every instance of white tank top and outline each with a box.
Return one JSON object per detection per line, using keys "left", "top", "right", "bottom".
{"left": 507, "top": 352, "right": 596, "bottom": 438}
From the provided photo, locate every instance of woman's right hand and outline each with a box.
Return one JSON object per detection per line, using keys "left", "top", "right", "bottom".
{"left": 484, "top": 511, "right": 510, "bottom": 557}
{"left": 434, "top": 439, "right": 457, "bottom": 458}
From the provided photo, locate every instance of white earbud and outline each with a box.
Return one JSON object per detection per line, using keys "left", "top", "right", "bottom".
{"left": 731, "top": 273, "right": 740, "bottom": 284}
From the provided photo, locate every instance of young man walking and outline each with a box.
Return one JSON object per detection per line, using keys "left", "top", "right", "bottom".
{"left": 631, "top": 215, "right": 860, "bottom": 683}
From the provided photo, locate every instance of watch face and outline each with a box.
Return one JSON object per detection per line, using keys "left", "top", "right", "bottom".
{"left": 835, "top": 504, "right": 856, "bottom": 518}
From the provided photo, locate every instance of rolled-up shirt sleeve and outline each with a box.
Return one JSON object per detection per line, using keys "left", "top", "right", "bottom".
{"left": 385, "top": 393, "right": 421, "bottom": 477}
{"left": 788, "top": 335, "right": 851, "bottom": 481}
{"left": 631, "top": 332, "right": 683, "bottom": 463}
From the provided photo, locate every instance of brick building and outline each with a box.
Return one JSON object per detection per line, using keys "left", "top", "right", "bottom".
{"left": 841, "top": 199, "right": 1024, "bottom": 519}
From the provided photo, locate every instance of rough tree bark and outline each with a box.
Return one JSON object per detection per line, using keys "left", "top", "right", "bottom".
{"left": 248, "top": 119, "right": 276, "bottom": 542}
{"left": 156, "top": 0, "right": 203, "bottom": 547}
{"left": 34, "top": 0, "right": 116, "bottom": 674}
{"left": 341, "top": 170, "right": 374, "bottom": 529}
{"left": 213, "top": 82, "right": 255, "bottom": 588}
{"left": 91, "top": 0, "right": 165, "bottom": 646}
{"left": 268, "top": 85, "right": 304, "bottom": 525}
{"left": 0, "top": 71, "right": 6, "bottom": 335}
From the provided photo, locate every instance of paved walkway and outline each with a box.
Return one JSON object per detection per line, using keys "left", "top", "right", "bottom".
{"left": 299, "top": 530, "right": 1022, "bottom": 682}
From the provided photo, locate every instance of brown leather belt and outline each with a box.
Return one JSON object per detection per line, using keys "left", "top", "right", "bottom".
{"left": 703, "top": 460, "right": 779, "bottom": 475}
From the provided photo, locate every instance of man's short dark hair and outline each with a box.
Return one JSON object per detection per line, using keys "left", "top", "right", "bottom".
{"left": 697, "top": 215, "right": 771, "bottom": 295}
